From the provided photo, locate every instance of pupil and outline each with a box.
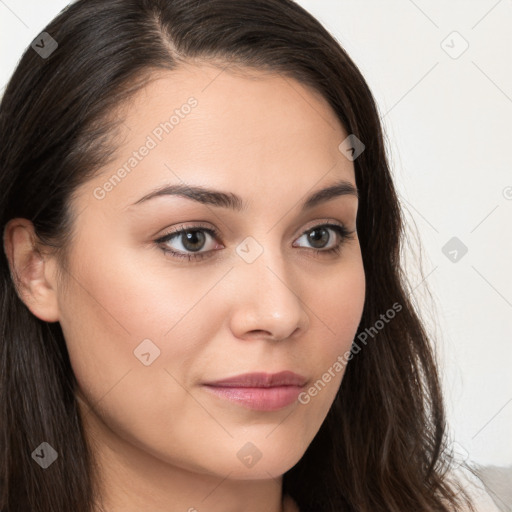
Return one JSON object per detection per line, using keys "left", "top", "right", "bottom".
{"left": 182, "top": 230, "right": 205, "bottom": 252}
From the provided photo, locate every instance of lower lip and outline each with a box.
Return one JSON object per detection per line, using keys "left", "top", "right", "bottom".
{"left": 202, "top": 385, "right": 303, "bottom": 411}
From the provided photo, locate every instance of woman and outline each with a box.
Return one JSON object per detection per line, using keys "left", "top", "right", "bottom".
{"left": 0, "top": 0, "right": 484, "bottom": 510}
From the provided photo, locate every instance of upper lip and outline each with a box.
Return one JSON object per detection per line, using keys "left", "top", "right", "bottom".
{"left": 203, "top": 371, "right": 307, "bottom": 388}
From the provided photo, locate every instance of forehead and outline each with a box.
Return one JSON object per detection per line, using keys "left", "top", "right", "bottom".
{"left": 76, "top": 62, "right": 354, "bottom": 213}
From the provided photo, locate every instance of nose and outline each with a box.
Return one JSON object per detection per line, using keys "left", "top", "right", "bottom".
{"left": 227, "top": 245, "right": 310, "bottom": 342}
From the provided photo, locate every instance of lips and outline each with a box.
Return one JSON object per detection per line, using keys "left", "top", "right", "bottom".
{"left": 202, "top": 371, "right": 307, "bottom": 411}
{"left": 203, "top": 371, "right": 307, "bottom": 388}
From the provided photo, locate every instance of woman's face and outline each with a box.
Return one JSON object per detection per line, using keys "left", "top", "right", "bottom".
{"left": 55, "top": 63, "right": 365, "bottom": 481}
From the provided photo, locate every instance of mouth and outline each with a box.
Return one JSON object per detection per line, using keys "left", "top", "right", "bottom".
{"left": 202, "top": 371, "right": 307, "bottom": 411}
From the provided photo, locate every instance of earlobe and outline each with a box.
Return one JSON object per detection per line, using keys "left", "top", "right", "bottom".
{"left": 3, "top": 218, "right": 60, "bottom": 323}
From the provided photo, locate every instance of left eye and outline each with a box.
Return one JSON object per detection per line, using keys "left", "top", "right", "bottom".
{"left": 156, "top": 223, "right": 353, "bottom": 261}
{"left": 293, "top": 225, "right": 344, "bottom": 250}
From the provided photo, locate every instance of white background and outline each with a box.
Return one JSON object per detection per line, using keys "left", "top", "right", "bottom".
{"left": 1, "top": 0, "right": 511, "bottom": 468}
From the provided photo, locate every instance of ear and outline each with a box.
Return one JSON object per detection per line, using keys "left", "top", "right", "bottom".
{"left": 3, "top": 218, "right": 60, "bottom": 322}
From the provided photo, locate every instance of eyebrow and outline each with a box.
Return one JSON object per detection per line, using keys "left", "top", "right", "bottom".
{"left": 129, "top": 178, "right": 358, "bottom": 211}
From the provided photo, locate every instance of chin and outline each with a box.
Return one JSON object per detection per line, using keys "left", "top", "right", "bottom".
{"left": 208, "top": 443, "right": 307, "bottom": 480}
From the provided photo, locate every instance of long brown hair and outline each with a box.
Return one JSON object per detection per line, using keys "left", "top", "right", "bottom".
{"left": 0, "top": 0, "right": 473, "bottom": 510}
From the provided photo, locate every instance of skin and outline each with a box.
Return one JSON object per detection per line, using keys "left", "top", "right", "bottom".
{"left": 4, "top": 62, "right": 365, "bottom": 512}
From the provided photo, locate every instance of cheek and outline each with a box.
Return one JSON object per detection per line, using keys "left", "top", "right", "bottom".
{"left": 265, "top": 255, "right": 364, "bottom": 438}
{"left": 298, "top": 255, "right": 365, "bottom": 403}
{"left": 312, "top": 254, "right": 366, "bottom": 353}
{"left": 55, "top": 244, "right": 211, "bottom": 414}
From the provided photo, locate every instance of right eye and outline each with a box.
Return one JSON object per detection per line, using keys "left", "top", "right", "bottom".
{"left": 155, "top": 224, "right": 223, "bottom": 261}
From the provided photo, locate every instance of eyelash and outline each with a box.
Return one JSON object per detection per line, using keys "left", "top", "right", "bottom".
{"left": 155, "top": 222, "right": 355, "bottom": 262}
